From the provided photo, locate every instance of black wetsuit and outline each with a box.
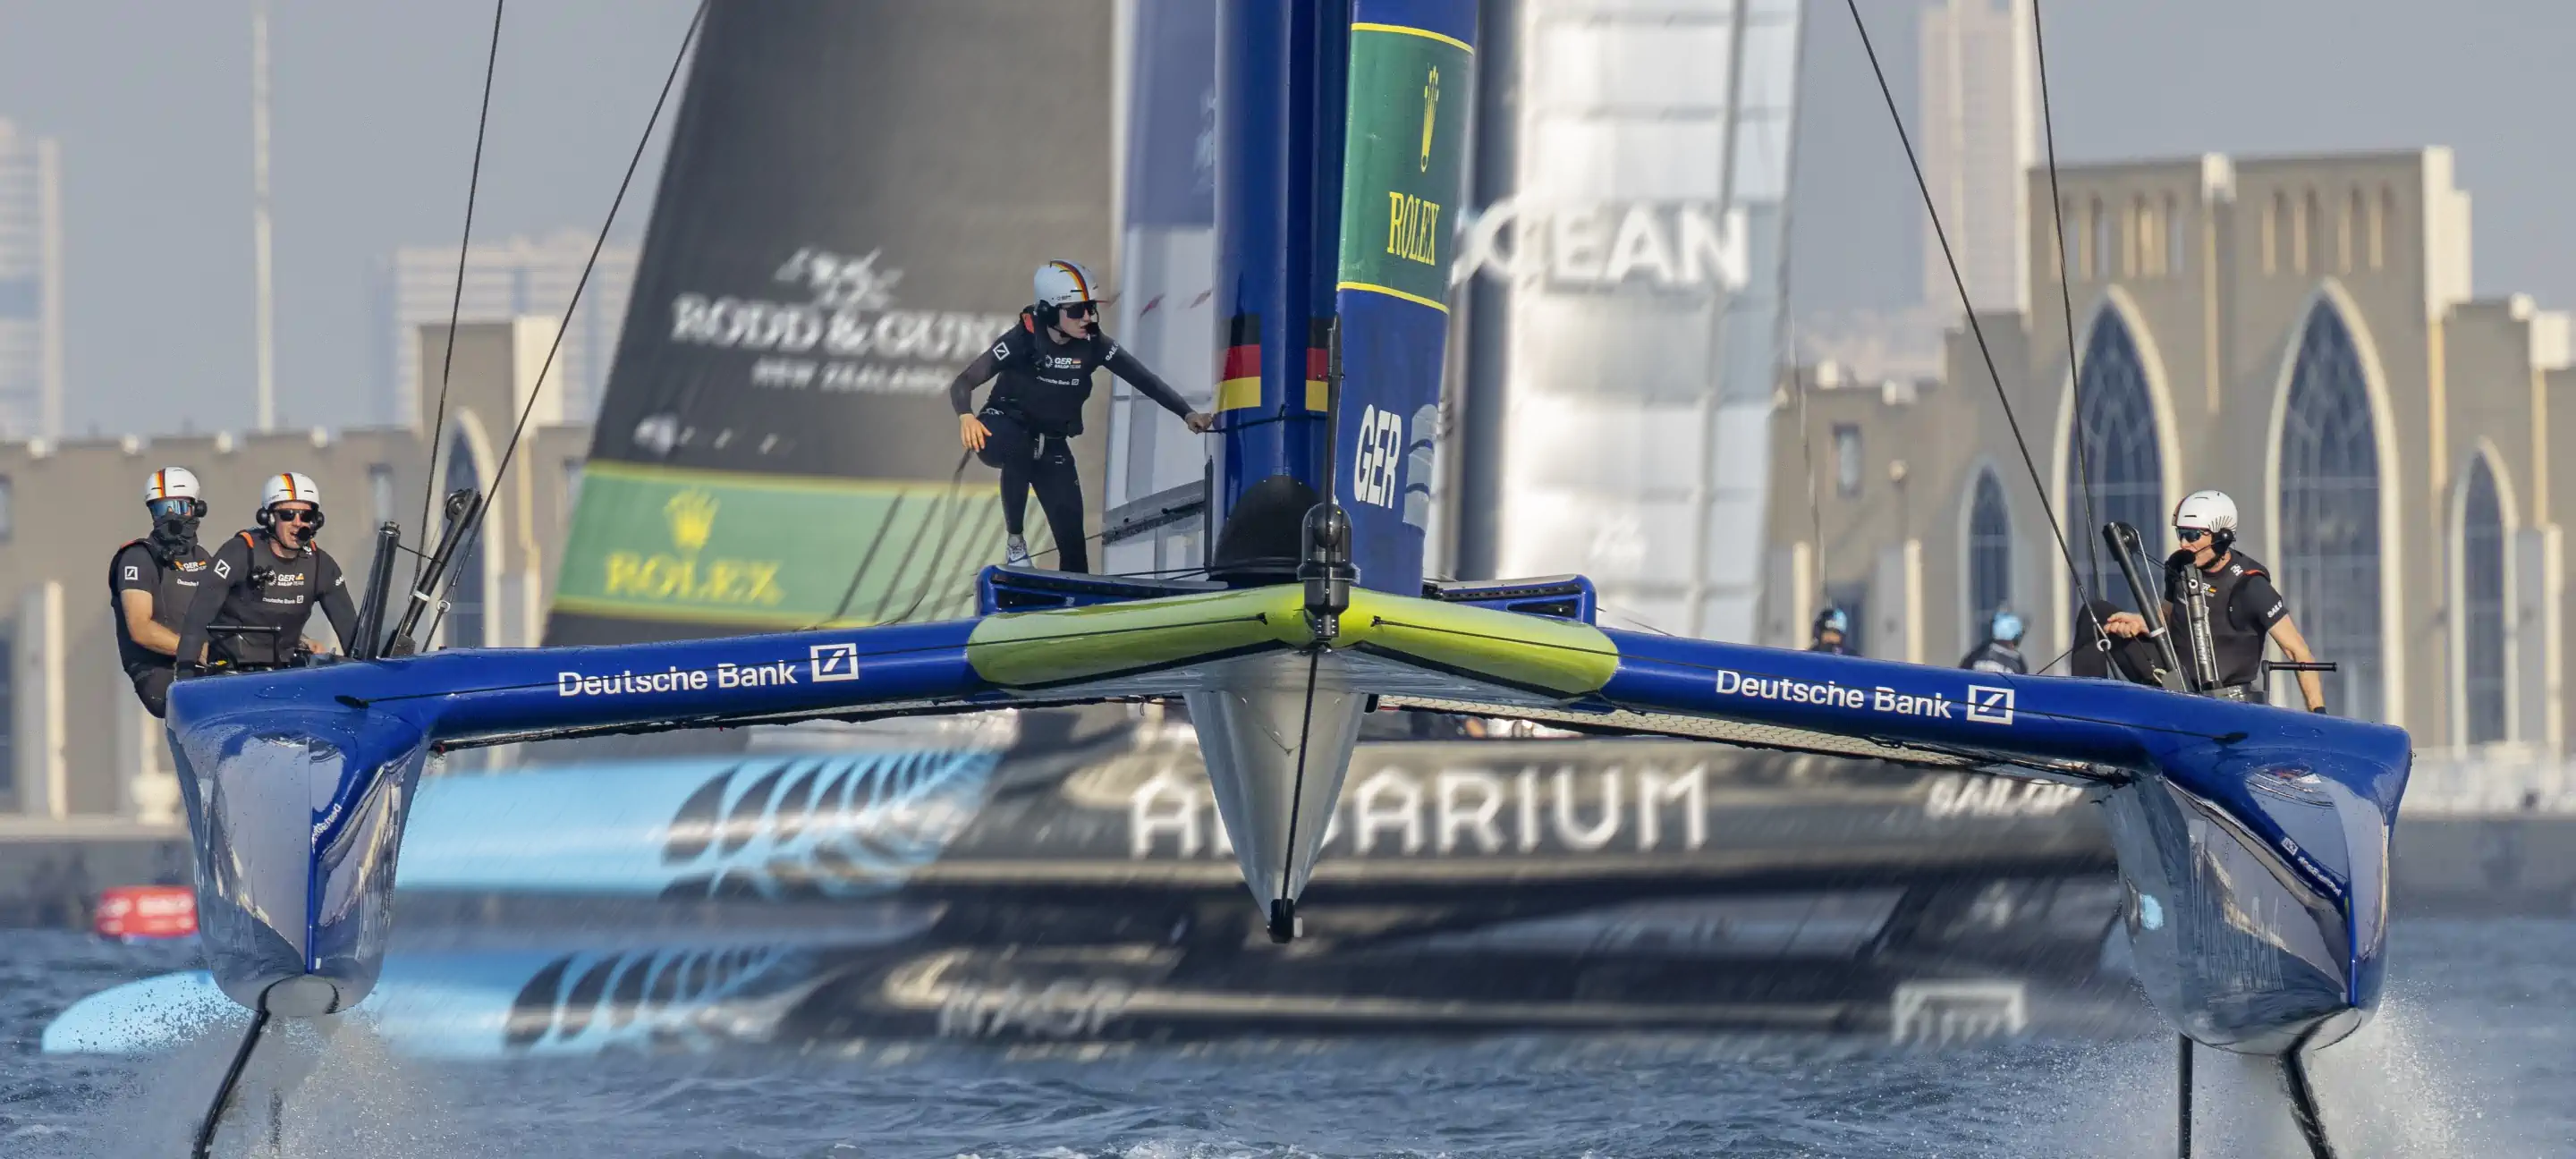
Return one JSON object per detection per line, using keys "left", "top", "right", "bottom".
{"left": 108, "top": 537, "right": 213, "bottom": 717}
{"left": 948, "top": 311, "right": 1194, "bottom": 574}
{"left": 1960, "top": 639, "right": 2029, "bottom": 675}
{"left": 2165, "top": 549, "right": 2288, "bottom": 694}
{"left": 2073, "top": 550, "right": 2288, "bottom": 695}
{"left": 175, "top": 530, "right": 360, "bottom": 673}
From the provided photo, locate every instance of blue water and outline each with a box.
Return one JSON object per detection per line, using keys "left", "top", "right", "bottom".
{"left": 4, "top": 920, "right": 2571, "bottom": 1157}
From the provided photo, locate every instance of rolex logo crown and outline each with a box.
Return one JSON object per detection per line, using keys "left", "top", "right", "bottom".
{"left": 1419, "top": 66, "right": 1440, "bottom": 173}
{"left": 665, "top": 489, "right": 720, "bottom": 555}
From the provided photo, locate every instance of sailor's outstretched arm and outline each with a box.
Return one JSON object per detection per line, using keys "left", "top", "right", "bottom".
{"left": 2268, "top": 616, "right": 2327, "bottom": 712}
{"left": 1105, "top": 344, "right": 1212, "bottom": 431}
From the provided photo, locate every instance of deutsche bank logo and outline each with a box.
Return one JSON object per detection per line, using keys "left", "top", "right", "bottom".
{"left": 1965, "top": 685, "right": 2015, "bottom": 725}
{"left": 809, "top": 642, "right": 860, "bottom": 682}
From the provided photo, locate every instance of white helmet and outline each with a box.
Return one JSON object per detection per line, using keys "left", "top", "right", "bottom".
{"left": 1033, "top": 258, "right": 1101, "bottom": 309}
{"left": 143, "top": 467, "right": 202, "bottom": 503}
{"left": 2174, "top": 489, "right": 2239, "bottom": 540}
{"left": 261, "top": 471, "right": 321, "bottom": 511}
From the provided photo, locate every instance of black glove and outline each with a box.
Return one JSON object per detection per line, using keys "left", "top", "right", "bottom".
{"left": 2309, "top": 705, "right": 2328, "bottom": 714}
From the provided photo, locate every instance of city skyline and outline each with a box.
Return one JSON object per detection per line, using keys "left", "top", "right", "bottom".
{"left": 2, "top": 0, "right": 2574, "bottom": 436}
{"left": 375, "top": 231, "right": 636, "bottom": 427}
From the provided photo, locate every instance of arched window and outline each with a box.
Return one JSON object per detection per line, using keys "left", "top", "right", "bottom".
{"left": 444, "top": 436, "right": 487, "bottom": 649}
{"left": 1968, "top": 470, "right": 2012, "bottom": 630}
{"left": 2278, "top": 303, "right": 2384, "bottom": 720}
{"left": 2460, "top": 456, "right": 2507, "bottom": 744}
{"left": 2065, "top": 308, "right": 2164, "bottom": 614}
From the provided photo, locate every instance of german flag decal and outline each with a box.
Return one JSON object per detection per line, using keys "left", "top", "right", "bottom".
{"left": 1305, "top": 317, "right": 1334, "bottom": 413}
{"left": 1219, "top": 314, "right": 1262, "bottom": 412}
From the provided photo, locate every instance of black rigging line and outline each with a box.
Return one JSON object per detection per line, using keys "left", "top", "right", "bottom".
{"left": 412, "top": 0, "right": 507, "bottom": 591}
{"left": 2031, "top": 0, "right": 2107, "bottom": 599}
{"left": 1275, "top": 647, "right": 1325, "bottom": 938}
{"left": 425, "top": 0, "right": 707, "bottom": 647}
{"left": 1839, "top": 0, "right": 2106, "bottom": 640}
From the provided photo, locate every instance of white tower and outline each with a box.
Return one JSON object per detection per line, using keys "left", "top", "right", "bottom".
{"left": 1918, "top": 0, "right": 2036, "bottom": 314}
{"left": 0, "top": 118, "right": 64, "bottom": 439}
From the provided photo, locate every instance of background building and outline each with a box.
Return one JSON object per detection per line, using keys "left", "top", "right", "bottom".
{"left": 0, "top": 118, "right": 64, "bottom": 441}
{"left": 1767, "top": 147, "right": 2573, "bottom": 759}
{"left": 374, "top": 233, "right": 638, "bottom": 427}
{"left": 0, "top": 319, "right": 588, "bottom": 828}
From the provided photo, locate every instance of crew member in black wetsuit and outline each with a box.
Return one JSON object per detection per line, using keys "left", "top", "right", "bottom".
{"left": 2097, "top": 489, "right": 2329, "bottom": 712}
{"left": 951, "top": 258, "right": 1213, "bottom": 573}
{"left": 176, "top": 472, "right": 360, "bottom": 674}
{"left": 109, "top": 467, "right": 214, "bottom": 717}
{"left": 1808, "top": 606, "right": 1852, "bottom": 655}
{"left": 1960, "top": 610, "right": 2029, "bottom": 674}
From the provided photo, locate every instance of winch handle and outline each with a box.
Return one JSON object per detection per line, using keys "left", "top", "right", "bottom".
{"left": 2101, "top": 521, "right": 2195, "bottom": 694}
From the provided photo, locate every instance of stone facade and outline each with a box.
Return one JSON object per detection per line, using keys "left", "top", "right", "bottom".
{"left": 1766, "top": 148, "right": 2572, "bottom": 755}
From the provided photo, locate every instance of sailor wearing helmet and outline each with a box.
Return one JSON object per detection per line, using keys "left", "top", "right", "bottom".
{"left": 950, "top": 259, "right": 1214, "bottom": 573}
{"left": 2099, "top": 489, "right": 2329, "bottom": 712}
{"left": 1808, "top": 605, "right": 1853, "bottom": 656}
{"left": 176, "top": 472, "right": 360, "bottom": 674}
{"left": 1960, "top": 609, "right": 2029, "bottom": 674}
{"left": 108, "top": 468, "right": 215, "bottom": 716}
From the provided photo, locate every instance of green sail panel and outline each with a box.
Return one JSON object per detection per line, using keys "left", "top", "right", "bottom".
{"left": 553, "top": 462, "right": 1054, "bottom": 630}
{"left": 1336, "top": 21, "right": 1473, "bottom": 311}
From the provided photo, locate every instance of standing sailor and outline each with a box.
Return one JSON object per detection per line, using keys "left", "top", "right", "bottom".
{"left": 1960, "top": 610, "right": 2029, "bottom": 674}
{"left": 2102, "top": 490, "right": 2329, "bottom": 712}
{"left": 1808, "top": 606, "right": 1853, "bottom": 655}
{"left": 175, "top": 472, "right": 360, "bottom": 673}
{"left": 951, "top": 259, "right": 1213, "bottom": 573}
{"left": 109, "top": 468, "right": 215, "bottom": 717}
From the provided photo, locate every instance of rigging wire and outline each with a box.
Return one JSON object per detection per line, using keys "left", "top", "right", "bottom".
{"left": 411, "top": 0, "right": 507, "bottom": 591}
{"left": 424, "top": 0, "right": 707, "bottom": 647}
{"left": 810, "top": 451, "right": 973, "bottom": 630}
{"left": 1839, "top": 0, "right": 2107, "bottom": 644}
{"left": 2031, "top": 0, "right": 2107, "bottom": 600}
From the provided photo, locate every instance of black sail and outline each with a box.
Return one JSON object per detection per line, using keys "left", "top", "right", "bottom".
{"left": 547, "top": 0, "right": 1114, "bottom": 646}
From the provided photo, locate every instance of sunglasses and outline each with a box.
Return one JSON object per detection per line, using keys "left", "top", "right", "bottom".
{"left": 148, "top": 497, "right": 207, "bottom": 520}
{"left": 2174, "top": 526, "right": 2212, "bottom": 543}
{"left": 1058, "top": 303, "right": 1096, "bottom": 320}
{"left": 272, "top": 508, "right": 320, "bottom": 526}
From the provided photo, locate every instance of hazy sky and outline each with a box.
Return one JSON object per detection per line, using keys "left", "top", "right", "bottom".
{"left": 3, "top": 0, "right": 2571, "bottom": 436}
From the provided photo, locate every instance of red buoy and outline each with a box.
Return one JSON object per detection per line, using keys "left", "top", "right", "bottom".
{"left": 95, "top": 884, "right": 197, "bottom": 941}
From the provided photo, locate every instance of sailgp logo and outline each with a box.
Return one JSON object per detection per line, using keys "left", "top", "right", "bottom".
{"left": 809, "top": 642, "right": 860, "bottom": 682}
{"left": 1966, "top": 685, "right": 2016, "bottom": 725}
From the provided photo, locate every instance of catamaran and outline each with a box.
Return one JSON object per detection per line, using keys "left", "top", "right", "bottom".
{"left": 140, "top": 3, "right": 2403, "bottom": 1158}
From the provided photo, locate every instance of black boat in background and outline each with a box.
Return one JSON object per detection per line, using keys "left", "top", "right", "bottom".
{"left": 385, "top": 706, "right": 2139, "bottom": 1049}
